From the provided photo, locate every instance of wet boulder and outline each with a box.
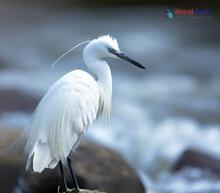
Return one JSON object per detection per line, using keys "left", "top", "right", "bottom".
{"left": 0, "top": 89, "right": 40, "bottom": 114}
{"left": 0, "top": 129, "right": 145, "bottom": 193}
{"left": 172, "top": 149, "right": 220, "bottom": 176}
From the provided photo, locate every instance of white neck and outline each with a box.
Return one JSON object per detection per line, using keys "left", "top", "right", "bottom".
{"left": 83, "top": 53, "right": 112, "bottom": 85}
{"left": 96, "top": 61, "right": 112, "bottom": 91}
{"left": 83, "top": 50, "right": 112, "bottom": 118}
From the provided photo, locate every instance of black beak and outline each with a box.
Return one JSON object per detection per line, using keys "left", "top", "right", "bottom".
{"left": 108, "top": 48, "right": 145, "bottom": 69}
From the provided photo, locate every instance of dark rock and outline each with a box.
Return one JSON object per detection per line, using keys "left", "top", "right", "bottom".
{"left": 0, "top": 89, "right": 40, "bottom": 114}
{"left": 0, "top": 129, "right": 145, "bottom": 193}
{"left": 77, "top": 190, "right": 106, "bottom": 193}
{"left": 73, "top": 141, "right": 145, "bottom": 193}
{"left": 0, "top": 161, "right": 20, "bottom": 193}
{"left": 172, "top": 149, "right": 220, "bottom": 176}
{"left": 0, "top": 129, "right": 24, "bottom": 193}
{"left": 63, "top": 190, "right": 106, "bottom": 193}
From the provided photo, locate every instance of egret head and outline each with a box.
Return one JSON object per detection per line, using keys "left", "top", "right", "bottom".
{"left": 83, "top": 35, "right": 145, "bottom": 69}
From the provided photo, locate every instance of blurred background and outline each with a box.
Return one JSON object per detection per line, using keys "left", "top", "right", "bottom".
{"left": 0, "top": 0, "right": 220, "bottom": 193}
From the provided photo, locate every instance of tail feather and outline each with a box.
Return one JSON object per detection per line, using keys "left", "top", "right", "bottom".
{"left": 26, "top": 141, "right": 58, "bottom": 172}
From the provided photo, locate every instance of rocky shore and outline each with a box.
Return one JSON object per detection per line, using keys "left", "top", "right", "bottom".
{"left": 0, "top": 129, "right": 145, "bottom": 193}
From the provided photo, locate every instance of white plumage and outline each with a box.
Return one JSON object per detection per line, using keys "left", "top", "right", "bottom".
{"left": 25, "top": 36, "right": 114, "bottom": 172}
{"left": 25, "top": 70, "right": 101, "bottom": 172}
{"left": 25, "top": 35, "right": 144, "bottom": 173}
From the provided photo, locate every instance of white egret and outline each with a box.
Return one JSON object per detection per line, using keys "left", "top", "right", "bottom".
{"left": 25, "top": 35, "right": 145, "bottom": 193}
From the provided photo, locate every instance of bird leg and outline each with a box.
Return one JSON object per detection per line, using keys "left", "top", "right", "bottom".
{"left": 67, "top": 156, "right": 80, "bottom": 192}
{"left": 59, "top": 161, "right": 68, "bottom": 193}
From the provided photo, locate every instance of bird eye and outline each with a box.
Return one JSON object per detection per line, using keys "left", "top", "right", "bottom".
{"left": 108, "top": 48, "right": 115, "bottom": 54}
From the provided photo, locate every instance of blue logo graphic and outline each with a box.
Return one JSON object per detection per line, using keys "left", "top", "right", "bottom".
{"left": 164, "top": 9, "right": 174, "bottom": 19}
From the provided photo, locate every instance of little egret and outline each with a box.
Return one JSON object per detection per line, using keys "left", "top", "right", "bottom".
{"left": 25, "top": 35, "right": 145, "bottom": 193}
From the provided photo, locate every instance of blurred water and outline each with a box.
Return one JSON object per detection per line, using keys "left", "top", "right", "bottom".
{"left": 0, "top": 4, "right": 220, "bottom": 193}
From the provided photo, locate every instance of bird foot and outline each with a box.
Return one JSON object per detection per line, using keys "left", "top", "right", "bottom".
{"left": 71, "top": 188, "right": 81, "bottom": 193}
{"left": 67, "top": 188, "right": 81, "bottom": 193}
{"left": 58, "top": 186, "right": 81, "bottom": 193}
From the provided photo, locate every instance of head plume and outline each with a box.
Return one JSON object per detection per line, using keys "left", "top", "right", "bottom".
{"left": 97, "top": 35, "right": 120, "bottom": 51}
